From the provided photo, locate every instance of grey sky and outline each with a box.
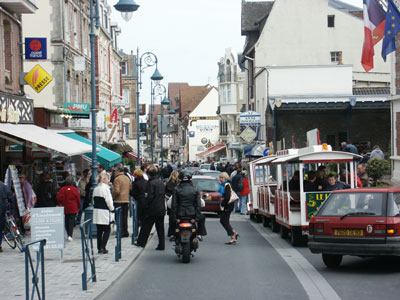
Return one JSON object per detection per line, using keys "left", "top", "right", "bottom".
{"left": 111, "top": 0, "right": 362, "bottom": 105}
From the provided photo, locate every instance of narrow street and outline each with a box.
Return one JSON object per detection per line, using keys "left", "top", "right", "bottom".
{"left": 99, "top": 215, "right": 400, "bottom": 300}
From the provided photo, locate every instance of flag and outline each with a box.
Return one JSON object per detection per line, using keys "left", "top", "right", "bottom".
{"left": 382, "top": 0, "right": 400, "bottom": 62}
{"left": 361, "top": 0, "right": 386, "bottom": 72}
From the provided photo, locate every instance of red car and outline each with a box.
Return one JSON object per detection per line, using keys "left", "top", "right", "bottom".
{"left": 192, "top": 175, "right": 221, "bottom": 214}
{"left": 308, "top": 186, "right": 400, "bottom": 268}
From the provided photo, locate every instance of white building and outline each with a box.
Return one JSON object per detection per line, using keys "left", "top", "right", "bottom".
{"left": 187, "top": 87, "right": 221, "bottom": 162}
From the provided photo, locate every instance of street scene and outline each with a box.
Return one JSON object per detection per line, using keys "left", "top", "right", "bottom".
{"left": 1, "top": 0, "right": 400, "bottom": 299}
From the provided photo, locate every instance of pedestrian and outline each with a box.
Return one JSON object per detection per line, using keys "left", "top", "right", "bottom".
{"left": 35, "top": 172, "right": 58, "bottom": 207}
{"left": 341, "top": 141, "right": 359, "bottom": 154}
{"left": 112, "top": 165, "right": 131, "bottom": 238}
{"left": 210, "top": 162, "right": 216, "bottom": 171}
{"left": 165, "top": 170, "right": 179, "bottom": 240}
{"left": 324, "top": 174, "right": 350, "bottom": 191}
{"left": 303, "top": 170, "right": 317, "bottom": 192}
{"left": 77, "top": 169, "right": 90, "bottom": 225}
{"left": 357, "top": 164, "right": 369, "bottom": 187}
{"left": 370, "top": 145, "right": 384, "bottom": 159}
{"left": 18, "top": 173, "right": 36, "bottom": 234}
{"left": 0, "top": 180, "right": 14, "bottom": 252}
{"left": 131, "top": 168, "right": 147, "bottom": 228}
{"left": 219, "top": 172, "right": 239, "bottom": 245}
{"left": 136, "top": 165, "right": 166, "bottom": 250}
{"left": 93, "top": 172, "right": 114, "bottom": 254}
{"left": 240, "top": 170, "right": 250, "bottom": 215}
{"left": 56, "top": 176, "right": 81, "bottom": 242}
{"left": 231, "top": 167, "right": 243, "bottom": 213}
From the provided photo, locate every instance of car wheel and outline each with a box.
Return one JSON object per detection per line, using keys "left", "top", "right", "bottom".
{"left": 322, "top": 254, "right": 342, "bottom": 268}
{"left": 262, "top": 216, "right": 270, "bottom": 227}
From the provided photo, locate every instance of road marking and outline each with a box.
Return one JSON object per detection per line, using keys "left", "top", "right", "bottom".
{"left": 249, "top": 221, "right": 341, "bottom": 300}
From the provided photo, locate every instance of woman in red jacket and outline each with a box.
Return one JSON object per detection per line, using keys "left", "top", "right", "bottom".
{"left": 240, "top": 170, "right": 250, "bottom": 215}
{"left": 57, "top": 176, "right": 81, "bottom": 242}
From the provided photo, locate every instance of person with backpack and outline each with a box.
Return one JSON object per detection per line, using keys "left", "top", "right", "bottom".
{"left": 239, "top": 170, "right": 250, "bottom": 215}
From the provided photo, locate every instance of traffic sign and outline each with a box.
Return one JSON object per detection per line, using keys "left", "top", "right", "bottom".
{"left": 24, "top": 64, "right": 52, "bottom": 93}
{"left": 240, "top": 126, "right": 257, "bottom": 143}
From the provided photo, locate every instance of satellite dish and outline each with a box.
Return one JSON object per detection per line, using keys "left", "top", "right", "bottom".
{"left": 117, "top": 107, "right": 125, "bottom": 116}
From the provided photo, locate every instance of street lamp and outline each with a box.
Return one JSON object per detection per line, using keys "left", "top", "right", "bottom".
{"left": 150, "top": 83, "right": 166, "bottom": 164}
{"left": 114, "top": 0, "right": 140, "bottom": 21}
{"left": 89, "top": 0, "right": 137, "bottom": 188}
{"left": 136, "top": 51, "right": 163, "bottom": 166}
{"left": 160, "top": 96, "right": 171, "bottom": 166}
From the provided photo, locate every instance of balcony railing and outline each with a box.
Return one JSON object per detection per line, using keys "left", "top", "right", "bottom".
{"left": 0, "top": 91, "right": 34, "bottom": 124}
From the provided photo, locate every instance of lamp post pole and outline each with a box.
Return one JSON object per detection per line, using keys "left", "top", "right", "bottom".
{"left": 136, "top": 51, "right": 163, "bottom": 166}
{"left": 160, "top": 96, "right": 173, "bottom": 166}
{"left": 150, "top": 80, "right": 154, "bottom": 164}
{"left": 152, "top": 83, "right": 166, "bottom": 164}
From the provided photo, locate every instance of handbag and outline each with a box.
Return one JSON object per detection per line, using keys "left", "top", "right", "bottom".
{"left": 226, "top": 183, "right": 239, "bottom": 204}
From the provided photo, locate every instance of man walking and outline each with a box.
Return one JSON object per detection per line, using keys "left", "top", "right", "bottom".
{"left": 136, "top": 165, "right": 166, "bottom": 250}
{"left": 0, "top": 180, "right": 14, "bottom": 252}
{"left": 112, "top": 166, "right": 131, "bottom": 237}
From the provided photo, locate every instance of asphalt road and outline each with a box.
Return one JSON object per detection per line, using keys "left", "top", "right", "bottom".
{"left": 98, "top": 214, "right": 400, "bottom": 300}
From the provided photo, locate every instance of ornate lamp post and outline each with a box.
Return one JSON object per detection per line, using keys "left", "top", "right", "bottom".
{"left": 160, "top": 96, "right": 171, "bottom": 166}
{"left": 136, "top": 52, "right": 163, "bottom": 166}
{"left": 150, "top": 83, "right": 166, "bottom": 164}
{"left": 89, "top": 0, "right": 138, "bottom": 188}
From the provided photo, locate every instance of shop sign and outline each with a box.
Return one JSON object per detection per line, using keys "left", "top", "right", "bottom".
{"left": 240, "top": 126, "right": 257, "bottom": 143}
{"left": 24, "top": 64, "right": 53, "bottom": 93}
{"left": 240, "top": 111, "right": 261, "bottom": 126}
{"left": 31, "top": 207, "right": 65, "bottom": 250}
{"left": 63, "top": 102, "right": 90, "bottom": 118}
{"left": 190, "top": 116, "right": 219, "bottom": 121}
{"left": 25, "top": 38, "right": 47, "bottom": 59}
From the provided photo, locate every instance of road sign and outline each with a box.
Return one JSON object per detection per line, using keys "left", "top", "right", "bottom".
{"left": 240, "top": 126, "right": 257, "bottom": 143}
{"left": 24, "top": 64, "right": 53, "bottom": 93}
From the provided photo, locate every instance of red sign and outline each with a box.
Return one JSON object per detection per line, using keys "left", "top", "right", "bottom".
{"left": 110, "top": 108, "right": 118, "bottom": 123}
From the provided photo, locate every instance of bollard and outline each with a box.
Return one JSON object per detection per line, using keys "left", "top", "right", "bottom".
{"left": 80, "top": 219, "right": 96, "bottom": 291}
{"left": 115, "top": 207, "right": 122, "bottom": 262}
{"left": 131, "top": 200, "right": 138, "bottom": 245}
{"left": 23, "top": 239, "right": 46, "bottom": 300}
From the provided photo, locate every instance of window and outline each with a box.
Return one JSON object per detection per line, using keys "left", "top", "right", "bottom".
{"left": 73, "top": 10, "right": 79, "bottom": 49}
{"left": 64, "top": 4, "right": 70, "bottom": 43}
{"left": 328, "top": 15, "right": 335, "bottom": 27}
{"left": 121, "top": 61, "right": 127, "bottom": 75}
{"left": 123, "top": 88, "right": 130, "bottom": 107}
{"left": 330, "top": 51, "right": 341, "bottom": 63}
{"left": 3, "top": 21, "right": 11, "bottom": 73}
{"left": 226, "top": 60, "right": 232, "bottom": 82}
{"left": 82, "top": 19, "right": 87, "bottom": 55}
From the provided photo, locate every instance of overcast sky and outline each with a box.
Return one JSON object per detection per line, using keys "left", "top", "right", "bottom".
{"left": 111, "top": 0, "right": 363, "bottom": 105}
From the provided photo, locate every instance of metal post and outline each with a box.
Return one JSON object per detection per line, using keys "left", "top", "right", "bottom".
{"left": 150, "top": 80, "right": 154, "bottom": 164}
{"left": 90, "top": 0, "right": 99, "bottom": 188}
{"left": 161, "top": 109, "right": 164, "bottom": 166}
{"left": 136, "top": 48, "right": 141, "bottom": 166}
{"left": 115, "top": 207, "right": 122, "bottom": 262}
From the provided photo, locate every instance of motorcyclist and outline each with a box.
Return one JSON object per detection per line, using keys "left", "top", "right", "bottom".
{"left": 171, "top": 171, "right": 205, "bottom": 240}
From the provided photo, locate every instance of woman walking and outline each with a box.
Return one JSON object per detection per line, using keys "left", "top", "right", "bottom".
{"left": 132, "top": 168, "right": 147, "bottom": 228}
{"left": 165, "top": 171, "right": 179, "bottom": 240}
{"left": 219, "top": 172, "right": 239, "bottom": 245}
{"left": 56, "top": 176, "right": 81, "bottom": 241}
{"left": 93, "top": 172, "right": 114, "bottom": 254}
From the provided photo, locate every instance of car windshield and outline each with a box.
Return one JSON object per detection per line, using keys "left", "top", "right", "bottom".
{"left": 317, "top": 192, "right": 385, "bottom": 217}
{"left": 200, "top": 172, "right": 220, "bottom": 179}
{"left": 192, "top": 179, "right": 220, "bottom": 192}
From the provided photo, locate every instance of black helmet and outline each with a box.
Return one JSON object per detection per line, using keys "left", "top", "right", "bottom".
{"left": 179, "top": 170, "right": 192, "bottom": 182}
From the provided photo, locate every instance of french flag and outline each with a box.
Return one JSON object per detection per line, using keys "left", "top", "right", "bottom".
{"left": 361, "top": 0, "right": 386, "bottom": 72}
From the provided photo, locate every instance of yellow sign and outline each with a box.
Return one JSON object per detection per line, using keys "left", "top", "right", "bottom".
{"left": 189, "top": 116, "right": 219, "bottom": 121}
{"left": 24, "top": 64, "right": 53, "bottom": 93}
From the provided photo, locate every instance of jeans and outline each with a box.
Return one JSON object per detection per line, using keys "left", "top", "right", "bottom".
{"left": 240, "top": 195, "right": 248, "bottom": 214}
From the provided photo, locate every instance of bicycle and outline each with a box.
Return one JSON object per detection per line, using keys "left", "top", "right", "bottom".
{"left": 2, "top": 207, "right": 24, "bottom": 252}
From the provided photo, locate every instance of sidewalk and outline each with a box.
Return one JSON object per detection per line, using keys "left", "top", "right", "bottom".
{"left": 0, "top": 217, "right": 148, "bottom": 300}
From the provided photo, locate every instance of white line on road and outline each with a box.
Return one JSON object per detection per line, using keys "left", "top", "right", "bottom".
{"left": 249, "top": 221, "right": 341, "bottom": 300}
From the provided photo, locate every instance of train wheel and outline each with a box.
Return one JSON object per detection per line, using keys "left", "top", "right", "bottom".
{"left": 262, "top": 216, "right": 270, "bottom": 227}
{"left": 255, "top": 214, "right": 262, "bottom": 223}
{"left": 280, "top": 225, "right": 289, "bottom": 238}
{"left": 270, "top": 216, "right": 280, "bottom": 233}
{"left": 290, "top": 227, "right": 304, "bottom": 246}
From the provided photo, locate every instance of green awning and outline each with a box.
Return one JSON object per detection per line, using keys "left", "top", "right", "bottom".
{"left": 59, "top": 132, "right": 121, "bottom": 168}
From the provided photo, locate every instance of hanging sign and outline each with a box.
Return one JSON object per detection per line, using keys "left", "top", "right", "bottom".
{"left": 25, "top": 38, "right": 47, "bottom": 59}
{"left": 24, "top": 64, "right": 53, "bottom": 93}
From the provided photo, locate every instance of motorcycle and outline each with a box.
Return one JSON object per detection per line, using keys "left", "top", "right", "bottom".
{"left": 174, "top": 218, "right": 199, "bottom": 263}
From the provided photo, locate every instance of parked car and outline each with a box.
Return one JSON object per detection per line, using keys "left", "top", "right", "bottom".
{"left": 192, "top": 175, "right": 221, "bottom": 214}
{"left": 183, "top": 167, "right": 199, "bottom": 175}
{"left": 308, "top": 186, "right": 400, "bottom": 268}
{"left": 194, "top": 170, "right": 220, "bottom": 180}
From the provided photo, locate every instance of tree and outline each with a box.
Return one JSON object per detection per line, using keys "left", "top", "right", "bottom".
{"left": 366, "top": 158, "right": 390, "bottom": 185}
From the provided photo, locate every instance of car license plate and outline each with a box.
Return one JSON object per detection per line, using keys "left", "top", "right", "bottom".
{"left": 333, "top": 229, "right": 364, "bottom": 237}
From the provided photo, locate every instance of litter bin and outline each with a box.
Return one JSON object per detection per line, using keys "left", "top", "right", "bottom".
{"left": 83, "top": 206, "right": 97, "bottom": 236}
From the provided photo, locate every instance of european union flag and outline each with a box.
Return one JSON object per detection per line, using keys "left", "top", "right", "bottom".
{"left": 382, "top": 0, "right": 400, "bottom": 61}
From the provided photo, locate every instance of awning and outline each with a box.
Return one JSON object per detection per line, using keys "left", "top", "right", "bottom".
{"left": 0, "top": 123, "right": 92, "bottom": 156}
{"left": 244, "top": 144, "right": 266, "bottom": 158}
{"left": 123, "top": 151, "right": 137, "bottom": 159}
{"left": 196, "top": 144, "right": 226, "bottom": 157}
{"left": 59, "top": 132, "right": 121, "bottom": 168}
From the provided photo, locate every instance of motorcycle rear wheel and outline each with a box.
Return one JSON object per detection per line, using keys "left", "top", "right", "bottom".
{"left": 182, "top": 243, "right": 191, "bottom": 264}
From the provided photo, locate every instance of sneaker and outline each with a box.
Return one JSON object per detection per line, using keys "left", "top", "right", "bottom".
{"left": 67, "top": 236, "right": 73, "bottom": 242}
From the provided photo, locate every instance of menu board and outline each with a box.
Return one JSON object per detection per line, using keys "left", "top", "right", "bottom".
{"left": 31, "top": 207, "right": 65, "bottom": 250}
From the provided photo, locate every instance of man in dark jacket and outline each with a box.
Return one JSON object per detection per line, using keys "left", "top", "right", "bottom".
{"left": 0, "top": 180, "right": 14, "bottom": 252}
{"left": 136, "top": 165, "right": 166, "bottom": 250}
{"left": 231, "top": 168, "right": 243, "bottom": 213}
{"left": 324, "top": 174, "right": 350, "bottom": 191}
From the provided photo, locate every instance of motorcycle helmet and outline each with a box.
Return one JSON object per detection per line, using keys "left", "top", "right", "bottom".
{"left": 179, "top": 170, "right": 192, "bottom": 182}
